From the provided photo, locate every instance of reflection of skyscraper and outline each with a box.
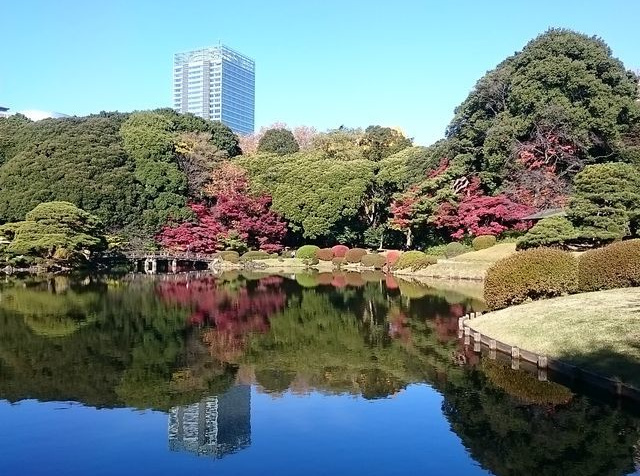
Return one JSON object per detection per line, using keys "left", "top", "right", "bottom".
{"left": 168, "top": 385, "right": 251, "bottom": 458}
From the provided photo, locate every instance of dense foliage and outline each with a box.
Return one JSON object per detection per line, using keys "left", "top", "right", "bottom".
{"left": 472, "top": 235, "right": 496, "bottom": 251}
{"left": 577, "top": 239, "right": 640, "bottom": 292}
{"left": 1, "top": 29, "right": 638, "bottom": 256}
{"left": 517, "top": 216, "right": 579, "bottom": 249}
{"left": 484, "top": 248, "right": 578, "bottom": 310}
{"left": 0, "top": 201, "right": 106, "bottom": 263}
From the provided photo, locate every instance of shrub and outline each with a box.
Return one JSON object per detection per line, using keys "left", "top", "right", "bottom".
{"left": 280, "top": 250, "right": 293, "bottom": 258}
{"left": 220, "top": 250, "right": 240, "bottom": 263}
{"left": 331, "top": 245, "right": 349, "bottom": 258}
{"left": 240, "top": 251, "right": 270, "bottom": 261}
{"left": 345, "top": 248, "right": 367, "bottom": 263}
{"left": 296, "top": 245, "right": 320, "bottom": 260}
{"left": 361, "top": 253, "right": 386, "bottom": 269}
{"left": 472, "top": 235, "right": 496, "bottom": 251}
{"left": 484, "top": 248, "right": 578, "bottom": 310}
{"left": 445, "top": 242, "right": 470, "bottom": 258}
{"left": 577, "top": 239, "right": 640, "bottom": 292}
{"left": 393, "top": 251, "right": 437, "bottom": 271}
{"left": 385, "top": 250, "right": 402, "bottom": 267}
{"left": 517, "top": 217, "right": 579, "bottom": 250}
{"left": 332, "top": 257, "right": 344, "bottom": 267}
{"left": 424, "top": 244, "right": 448, "bottom": 257}
{"left": 316, "top": 248, "right": 334, "bottom": 261}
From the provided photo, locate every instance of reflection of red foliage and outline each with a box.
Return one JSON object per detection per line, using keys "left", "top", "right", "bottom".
{"left": 387, "top": 307, "right": 411, "bottom": 343}
{"left": 385, "top": 275, "right": 399, "bottom": 290}
{"left": 317, "top": 273, "right": 334, "bottom": 285}
{"left": 331, "top": 274, "right": 347, "bottom": 288}
{"left": 156, "top": 276, "right": 286, "bottom": 361}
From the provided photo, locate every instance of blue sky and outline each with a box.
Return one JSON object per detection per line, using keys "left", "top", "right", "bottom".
{"left": 4, "top": 0, "right": 639, "bottom": 145}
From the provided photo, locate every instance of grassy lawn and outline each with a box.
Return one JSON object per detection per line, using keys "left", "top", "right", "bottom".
{"left": 402, "top": 243, "right": 517, "bottom": 280}
{"left": 470, "top": 288, "right": 640, "bottom": 387}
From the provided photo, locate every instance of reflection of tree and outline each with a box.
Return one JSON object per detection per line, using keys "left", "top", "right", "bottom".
{"left": 156, "top": 276, "right": 286, "bottom": 362}
{"left": 440, "top": 368, "right": 640, "bottom": 476}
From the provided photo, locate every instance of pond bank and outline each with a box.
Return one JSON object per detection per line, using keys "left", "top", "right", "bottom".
{"left": 466, "top": 287, "right": 640, "bottom": 390}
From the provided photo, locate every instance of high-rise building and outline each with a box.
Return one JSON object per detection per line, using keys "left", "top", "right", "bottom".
{"left": 168, "top": 385, "right": 251, "bottom": 458}
{"left": 173, "top": 45, "right": 255, "bottom": 135}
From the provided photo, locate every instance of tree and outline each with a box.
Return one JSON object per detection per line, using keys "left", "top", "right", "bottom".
{"left": 361, "top": 125, "right": 412, "bottom": 161}
{"left": 257, "top": 128, "right": 300, "bottom": 155}
{"left": 175, "top": 131, "right": 228, "bottom": 198}
{"left": 158, "top": 163, "right": 287, "bottom": 253}
{"left": 446, "top": 29, "right": 640, "bottom": 187}
{"left": 433, "top": 177, "right": 534, "bottom": 239}
{"left": 1, "top": 201, "right": 106, "bottom": 260}
{"left": 517, "top": 216, "right": 580, "bottom": 249}
{"left": 567, "top": 163, "right": 640, "bottom": 242}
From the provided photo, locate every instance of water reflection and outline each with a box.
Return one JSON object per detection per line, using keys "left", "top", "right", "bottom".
{"left": 169, "top": 385, "right": 251, "bottom": 459}
{"left": 0, "top": 272, "right": 637, "bottom": 475}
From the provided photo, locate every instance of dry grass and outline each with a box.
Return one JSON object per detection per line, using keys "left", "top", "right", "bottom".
{"left": 398, "top": 243, "right": 517, "bottom": 280}
{"left": 470, "top": 288, "right": 640, "bottom": 386}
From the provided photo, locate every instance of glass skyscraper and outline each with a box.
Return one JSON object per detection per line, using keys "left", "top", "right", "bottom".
{"left": 173, "top": 45, "right": 255, "bottom": 134}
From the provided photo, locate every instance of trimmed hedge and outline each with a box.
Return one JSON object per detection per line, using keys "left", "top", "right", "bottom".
{"left": 445, "top": 242, "right": 470, "bottom": 258}
{"left": 220, "top": 250, "right": 240, "bottom": 263}
{"left": 517, "top": 216, "right": 579, "bottom": 250}
{"left": 385, "top": 250, "right": 402, "bottom": 267}
{"left": 578, "top": 239, "right": 640, "bottom": 292}
{"left": 345, "top": 248, "right": 367, "bottom": 263}
{"left": 297, "top": 245, "right": 320, "bottom": 260}
{"left": 393, "top": 251, "right": 437, "bottom": 271}
{"left": 484, "top": 248, "right": 578, "bottom": 311}
{"left": 331, "top": 245, "right": 349, "bottom": 258}
{"left": 361, "top": 253, "right": 386, "bottom": 269}
{"left": 316, "top": 248, "right": 334, "bottom": 261}
{"left": 240, "top": 251, "right": 270, "bottom": 261}
{"left": 332, "top": 257, "right": 344, "bottom": 267}
{"left": 472, "top": 235, "right": 496, "bottom": 251}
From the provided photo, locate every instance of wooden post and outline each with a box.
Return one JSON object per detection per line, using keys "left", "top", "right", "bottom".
{"left": 458, "top": 317, "right": 464, "bottom": 330}
{"left": 489, "top": 349, "right": 496, "bottom": 360}
{"left": 489, "top": 339, "right": 497, "bottom": 351}
{"left": 537, "top": 355, "right": 548, "bottom": 369}
{"left": 511, "top": 358, "right": 520, "bottom": 370}
{"left": 151, "top": 259, "right": 157, "bottom": 274}
{"left": 473, "top": 332, "right": 481, "bottom": 352}
{"left": 464, "top": 335, "right": 470, "bottom": 346}
{"left": 511, "top": 346, "right": 520, "bottom": 359}
{"left": 171, "top": 259, "right": 178, "bottom": 274}
{"left": 463, "top": 327, "right": 471, "bottom": 337}
{"left": 538, "top": 369, "right": 547, "bottom": 382}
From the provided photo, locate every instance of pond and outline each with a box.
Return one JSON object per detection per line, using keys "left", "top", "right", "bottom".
{"left": 0, "top": 271, "right": 638, "bottom": 476}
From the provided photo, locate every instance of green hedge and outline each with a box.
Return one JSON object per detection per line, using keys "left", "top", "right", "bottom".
{"left": 345, "top": 248, "right": 367, "bottom": 263}
{"left": 445, "top": 242, "right": 470, "bottom": 258}
{"left": 484, "top": 248, "right": 578, "bottom": 310}
{"left": 517, "top": 217, "right": 579, "bottom": 250}
{"left": 472, "top": 235, "right": 496, "bottom": 251}
{"left": 578, "top": 239, "right": 640, "bottom": 292}
{"left": 296, "top": 245, "right": 320, "bottom": 260}
{"left": 393, "top": 251, "right": 437, "bottom": 271}
{"left": 220, "top": 250, "right": 240, "bottom": 263}
{"left": 361, "top": 253, "right": 386, "bottom": 269}
{"left": 316, "top": 248, "right": 334, "bottom": 261}
{"left": 240, "top": 251, "right": 270, "bottom": 261}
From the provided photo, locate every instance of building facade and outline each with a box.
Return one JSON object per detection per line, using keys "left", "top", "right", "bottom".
{"left": 173, "top": 45, "right": 255, "bottom": 135}
{"left": 168, "top": 385, "right": 251, "bottom": 458}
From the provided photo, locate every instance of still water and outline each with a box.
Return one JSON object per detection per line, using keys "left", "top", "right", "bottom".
{"left": 0, "top": 271, "right": 638, "bottom": 476}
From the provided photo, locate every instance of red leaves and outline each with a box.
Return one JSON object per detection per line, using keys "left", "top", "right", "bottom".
{"left": 433, "top": 177, "right": 534, "bottom": 239}
{"left": 158, "top": 162, "right": 287, "bottom": 252}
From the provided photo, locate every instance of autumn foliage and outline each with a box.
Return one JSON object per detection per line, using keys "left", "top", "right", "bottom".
{"left": 157, "top": 162, "right": 287, "bottom": 253}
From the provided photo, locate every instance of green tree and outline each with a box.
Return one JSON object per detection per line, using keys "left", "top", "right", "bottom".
{"left": 257, "top": 128, "right": 300, "bottom": 155}
{"left": 567, "top": 163, "right": 640, "bottom": 242}
{"left": 1, "top": 201, "right": 107, "bottom": 260}
{"left": 361, "top": 125, "right": 412, "bottom": 161}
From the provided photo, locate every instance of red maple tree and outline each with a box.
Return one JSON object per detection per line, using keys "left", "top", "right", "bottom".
{"left": 157, "top": 163, "right": 287, "bottom": 252}
{"left": 433, "top": 177, "right": 534, "bottom": 239}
